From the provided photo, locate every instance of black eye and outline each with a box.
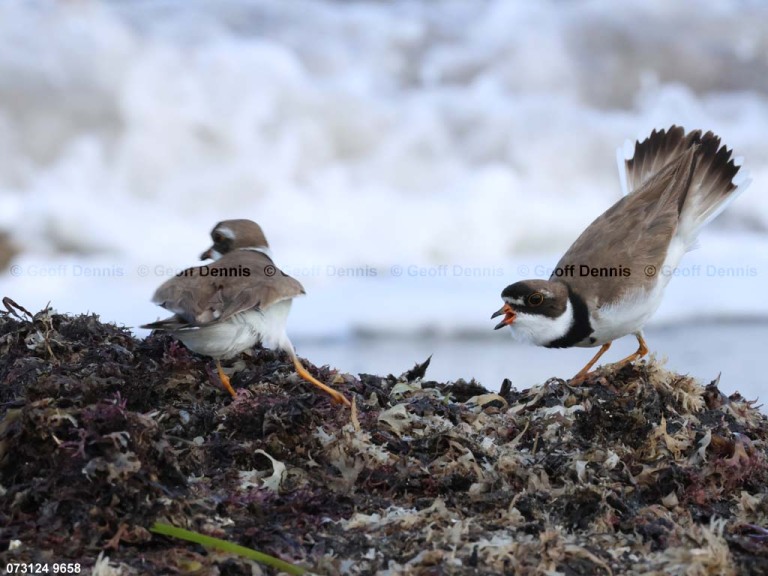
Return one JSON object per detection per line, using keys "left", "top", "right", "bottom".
{"left": 212, "top": 232, "right": 224, "bottom": 244}
{"left": 527, "top": 292, "right": 544, "bottom": 307}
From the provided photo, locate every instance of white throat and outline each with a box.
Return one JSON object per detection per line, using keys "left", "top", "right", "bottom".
{"left": 506, "top": 298, "right": 574, "bottom": 347}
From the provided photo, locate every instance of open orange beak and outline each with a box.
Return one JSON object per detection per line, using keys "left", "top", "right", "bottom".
{"left": 491, "top": 303, "right": 516, "bottom": 330}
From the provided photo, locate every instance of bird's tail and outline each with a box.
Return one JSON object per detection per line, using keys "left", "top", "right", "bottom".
{"left": 619, "top": 126, "right": 749, "bottom": 241}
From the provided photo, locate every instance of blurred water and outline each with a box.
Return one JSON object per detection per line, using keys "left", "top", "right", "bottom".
{"left": 297, "top": 322, "right": 768, "bottom": 406}
{"left": 1, "top": 0, "right": 767, "bottom": 268}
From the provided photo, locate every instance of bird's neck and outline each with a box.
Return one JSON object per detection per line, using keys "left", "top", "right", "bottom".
{"left": 545, "top": 288, "right": 592, "bottom": 348}
{"left": 238, "top": 246, "right": 273, "bottom": 259}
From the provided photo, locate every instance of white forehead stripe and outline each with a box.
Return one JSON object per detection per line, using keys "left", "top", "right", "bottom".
{"left": 504, "top": 297, "right": 525, "bottom": 306}
{"left": 217, "top": 226, "right": 235, "bottom": 240}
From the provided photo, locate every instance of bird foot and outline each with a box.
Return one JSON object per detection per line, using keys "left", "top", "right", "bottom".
{"left": 214, "top": 360, "right": 237, "bottom": 398}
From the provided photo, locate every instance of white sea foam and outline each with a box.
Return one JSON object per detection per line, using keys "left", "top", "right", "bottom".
{"left": 1, "top": 0, "right": 767, "bottom": 340}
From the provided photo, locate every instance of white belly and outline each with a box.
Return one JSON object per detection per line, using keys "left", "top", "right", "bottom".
{"left": 175, "top": 300, "right": 292, "bottom": 359}
{"left": 580, "top": 287, "right": 661, "bottom": 346}
{"left": 576, "top": 236, "right": 688, "bottom": 347}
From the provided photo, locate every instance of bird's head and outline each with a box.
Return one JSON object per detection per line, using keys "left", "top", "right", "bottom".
{"left": 491, "top": 279, "right": 573, "bottom": 346}
{"left": 200, "top": 219, "right": 271, "bottom": 260}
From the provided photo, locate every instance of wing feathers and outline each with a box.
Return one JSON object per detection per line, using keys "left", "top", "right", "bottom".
{"left": 556, "top": 126, "right": 745, "bottom": 306}
{"left": 141, "top": 250, "right": 304, "bottom": 330}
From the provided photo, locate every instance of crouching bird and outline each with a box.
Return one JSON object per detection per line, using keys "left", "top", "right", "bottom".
{"left": 143, "top": 219, "right": 351, "bottom": 406}
{"left": 492, "top": 126, "right": 748, "bottom": 383}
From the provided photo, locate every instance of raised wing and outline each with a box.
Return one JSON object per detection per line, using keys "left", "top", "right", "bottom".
{"left": 621, "top": 126, "right": 697, "bottom": 195}
{"left": 554, "top": 140, "right": 697, "bottom": 305}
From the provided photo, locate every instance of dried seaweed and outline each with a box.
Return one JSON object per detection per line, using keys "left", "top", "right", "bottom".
{"left": 1, "top": 306, "right": 767, "bottom": 575}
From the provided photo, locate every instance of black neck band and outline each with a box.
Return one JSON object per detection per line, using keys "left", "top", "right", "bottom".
{"left": 546, "top": 286, "right": 593, "bottom": 349}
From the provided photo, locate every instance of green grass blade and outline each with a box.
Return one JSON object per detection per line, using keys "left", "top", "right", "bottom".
{"left": 151, "top": 522, "right": 308, "bottom": 575}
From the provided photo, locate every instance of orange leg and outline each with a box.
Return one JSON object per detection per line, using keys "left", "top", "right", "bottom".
{"left": 215, "top": 359, "right": 237, "bottom": 398}
{"left": 291, "top": 354, "right": 351, "bottom": 407}
{"left": 570, "top": 333, "right": 650, "bottom": 384}
{"left": 570, "top": 342, "right": 611, "bottom": 384}
{"left": 611, "top": 332, "right": 649, "bottom": 370}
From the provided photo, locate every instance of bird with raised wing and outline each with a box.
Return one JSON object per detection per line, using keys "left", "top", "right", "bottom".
{"left": 492, "top": 126, "right": 749, "bottom": 383}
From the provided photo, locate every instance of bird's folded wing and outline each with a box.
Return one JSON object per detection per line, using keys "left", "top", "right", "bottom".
{"left": 151, "top": 251, "right": 305, "bottom": 327}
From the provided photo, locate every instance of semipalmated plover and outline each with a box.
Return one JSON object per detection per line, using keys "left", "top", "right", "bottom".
{"left": 492, "top": 126, "right": 749, "bottom": 382}
{"left": 142, "top": 219, "right": 351, "bottom": 406}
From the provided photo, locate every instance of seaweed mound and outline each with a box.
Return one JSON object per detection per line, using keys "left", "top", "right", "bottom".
{"left": 1, "top": 302, "right": 767, "bottom": 575}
